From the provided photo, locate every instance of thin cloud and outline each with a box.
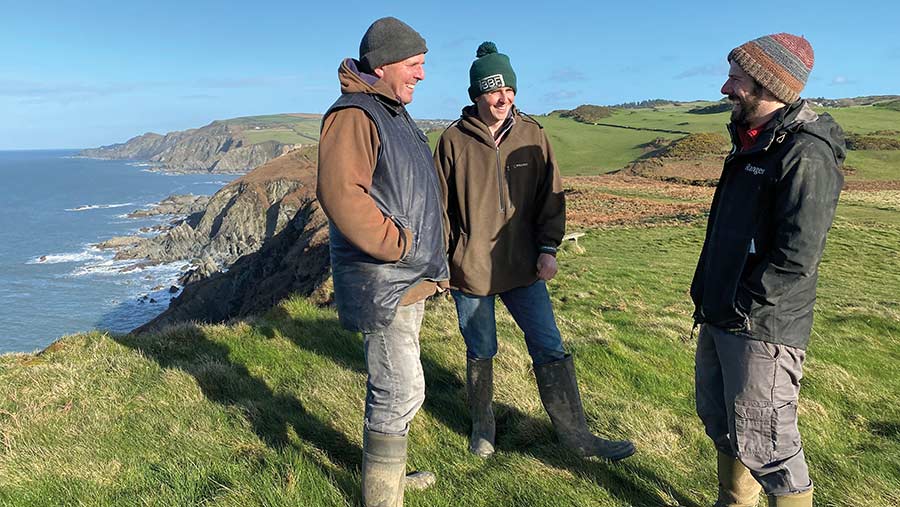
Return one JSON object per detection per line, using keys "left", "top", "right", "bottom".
{"left": 1, "top": 75, "right": 304, "bottom": 105}
{"left": 675, "top": 63, "right": 728, "bottom": 80}
{"left": 542, "top": 90, "right": 580, "bottom": 102}
{"left": 194, "top": 76, "right": 297, "bottom": 89}
{"left": 548, "top": 68, "right": 587, "bottom": 83}
{"left": 442, "top": 37, "right": 480, "bottom": 51}
{"left": 830, "top": 75, "right": 856, "bottom": 86}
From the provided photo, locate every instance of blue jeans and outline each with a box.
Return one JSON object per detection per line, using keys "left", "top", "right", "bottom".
{"left": 363, "top": 300, "right": 426, "bottom": 436}
{"left": 451, "top": 280, "right": 567, "bottom": 366}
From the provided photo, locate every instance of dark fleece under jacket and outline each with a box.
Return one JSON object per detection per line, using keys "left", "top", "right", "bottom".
{"left": 434, "top": 106, "right": 565, "bottom": 296}
{"left": 690, "top": 100, "right": 845, "bottom": 349}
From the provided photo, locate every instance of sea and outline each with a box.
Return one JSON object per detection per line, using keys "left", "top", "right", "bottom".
{"left": 0, "top": 150, "right": 238, "bottom": 354}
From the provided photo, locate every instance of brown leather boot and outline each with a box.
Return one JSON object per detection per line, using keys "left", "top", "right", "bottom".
{"left": 534, "top": 355, "right": 635, "bottom": 461}
{"left": 466, "top": 357, "right": 496, "bottom": 458}
{"left": 715, "top": 451, "right": 762, "bottom": 506}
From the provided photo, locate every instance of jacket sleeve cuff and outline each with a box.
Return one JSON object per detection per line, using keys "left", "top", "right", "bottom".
{"left": 538, "top": 245, "right": 558, "bottom": 257}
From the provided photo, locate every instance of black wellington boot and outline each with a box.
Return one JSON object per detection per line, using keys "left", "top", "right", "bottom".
{"left": 534, "top": 355, "right": 635, "bottom": 461}
{"left": 466, "top": 357, "right": 496, "bottom": 458}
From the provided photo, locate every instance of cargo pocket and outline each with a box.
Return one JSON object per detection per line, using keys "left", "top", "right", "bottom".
{"left": 773, "top": 401, "right": 802, "bottom": 461}
{"left": 733, "top": 400, "right": 775, "bottom": 466}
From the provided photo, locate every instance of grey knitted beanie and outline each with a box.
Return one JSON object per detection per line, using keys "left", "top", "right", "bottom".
{"left": 359, "top": 17, "right": 427, "bottom": 73}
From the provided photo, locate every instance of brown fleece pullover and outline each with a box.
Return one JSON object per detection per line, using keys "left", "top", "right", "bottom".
{"left": 317, "top": 59, "right": 439, "bottom": 305}
{"left": 434, "top": 106, "right": 565, "bottom": 296}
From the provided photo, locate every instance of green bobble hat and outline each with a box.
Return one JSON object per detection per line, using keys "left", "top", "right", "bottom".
{"left": 468, "top": 41, "right": 517, "bottom": 102}
{"left": 359, "top": 17, "right": 427, "bottom": 73}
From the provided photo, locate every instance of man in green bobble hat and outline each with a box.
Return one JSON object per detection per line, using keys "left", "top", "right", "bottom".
{"left": 434, "top": 41, "right": 635, "bottom": 461}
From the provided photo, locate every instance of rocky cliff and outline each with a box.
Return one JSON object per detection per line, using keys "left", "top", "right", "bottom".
{"left": 116, "top": 146, "right": 320, "bottom": 280}
{"left": 79, "top": 121, "right": 300, "bottom": 173}
{"left": 135, "top": 146, "right": 331, "bottom": 333}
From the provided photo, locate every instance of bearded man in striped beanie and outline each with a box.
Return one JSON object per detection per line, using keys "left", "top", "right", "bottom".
{"left": 690, "top": 34, "right": 846, "bottom": 507}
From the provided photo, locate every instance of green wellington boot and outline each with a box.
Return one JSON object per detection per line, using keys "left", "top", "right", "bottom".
{"left": 534, "top": 355, "right": 635, "bottom": 461}
{"left": 362, "top": 430, "right": 407, "bottom": 507}
{"left": 715, "top": 451, "right": 762, "bottom": 507}
{"left": 466, "top": 357, "right": 496, "bottom": 458}
{"left": 767, "top": 488, "right": 812, "bottom": 507}
{"left": 362, "top": 429, "right": 436, "bottom": 506}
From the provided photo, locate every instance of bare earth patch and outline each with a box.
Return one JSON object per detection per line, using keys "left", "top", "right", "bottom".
{"left": 563, "top": 174, "right": 711, "bottom": 227}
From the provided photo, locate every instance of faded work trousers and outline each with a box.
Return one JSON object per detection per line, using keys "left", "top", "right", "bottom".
{"left": 695, "top": 324, "right": 813, "bottom": 496}
{"left": 363, "top": 300, "right": 426, "bottom": 436}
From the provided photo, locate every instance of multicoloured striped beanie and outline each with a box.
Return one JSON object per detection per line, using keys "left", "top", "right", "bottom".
{"left": 728, "top": 33, "right": 814, "bottom": 104}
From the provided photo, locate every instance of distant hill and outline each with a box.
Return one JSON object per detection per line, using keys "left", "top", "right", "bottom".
{"left": 808, "top": 95, "right": 900, "bottom": 107}
{"left": 79, "top": 113, "right": 452, "bottom": 174}
{"left": 78, "top": 115, "right": 320, "bottom": 173}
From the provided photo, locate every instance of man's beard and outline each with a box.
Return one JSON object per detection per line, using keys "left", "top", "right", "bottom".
{"left": 730, "top": 82, "right": 766, "bottom": 128}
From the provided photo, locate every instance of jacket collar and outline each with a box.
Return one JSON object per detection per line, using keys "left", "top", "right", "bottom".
{"left": 726, "top": 100, "right": 818, "bottom": 157}
{"left": 457, "top": 105, "right": 519, "bottom": 147}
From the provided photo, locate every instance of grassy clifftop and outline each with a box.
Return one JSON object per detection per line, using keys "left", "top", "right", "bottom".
{"left": 4, "top": 99, "right": 899, "bottom": 505}
{"left": 2, "top": 185, "right": 899, "bottom": 506}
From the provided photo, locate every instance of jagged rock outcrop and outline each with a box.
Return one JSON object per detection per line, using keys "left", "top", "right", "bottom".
{"left": 79, "top": 121, "right": 299, "bottom": 173}
{"left": 116, "top": 147, "right": 318, "bottom": 277}
{"left": 127, "top": 194, "right": 210, "bottom": 218}
{"left": 135, "top": 147, "right": 331, "bottom": 333}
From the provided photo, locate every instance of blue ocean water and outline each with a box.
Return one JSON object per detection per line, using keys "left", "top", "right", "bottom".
{"left": 0, "top": 150, "right": 237, "bottom": 354}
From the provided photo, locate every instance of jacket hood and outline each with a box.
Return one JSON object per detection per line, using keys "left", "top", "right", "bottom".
{"left": 783, "top": 101, "right": 847, "bottom": 166}
{"left": 337, "top": 58, "right": 401, "bottom": 107}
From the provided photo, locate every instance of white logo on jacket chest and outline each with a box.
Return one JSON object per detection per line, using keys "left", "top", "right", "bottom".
{"left": 744, "top": 164, "right": 765, "bottom": 176}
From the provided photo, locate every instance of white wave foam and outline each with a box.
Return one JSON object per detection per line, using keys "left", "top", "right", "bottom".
{"left": 65, "top": 202, "right": 134, "bottom": 212}
{"left": 28, "top": 250, "right": 106, "bottom": 265}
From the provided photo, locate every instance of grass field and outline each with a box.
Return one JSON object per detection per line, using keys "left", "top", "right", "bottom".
{"left": 2, "top": 186, "right": 897, "bottom": 506}
{"left": 222, "top": 114, "right": 323, "bottom": 146}
{"left": 2, "top": 100, "right": 898, "bottom": 506}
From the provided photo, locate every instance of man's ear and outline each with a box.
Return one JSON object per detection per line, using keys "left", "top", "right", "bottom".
{"left": 373, "top": 67, "right": 385, "bottom": 79}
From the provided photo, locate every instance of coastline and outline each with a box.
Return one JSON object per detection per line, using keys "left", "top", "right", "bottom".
{"left": 0, "top": 151, "right": 238, "bottom": 354}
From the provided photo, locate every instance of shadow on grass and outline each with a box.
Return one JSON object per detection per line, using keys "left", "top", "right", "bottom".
{"left": 112, "top": 323, "right": 362, "bottom": 504}
{"left": 256, "top": 306, "right": 700, "bottom": 506}
{"left": 117, "top": 304, "right": 701, "bottom": 506}
{"left": 492, "top": 402, "right": 702, "bottom": 507}
{"left": 256, "top": 306, "right": 470, "bottom": 438}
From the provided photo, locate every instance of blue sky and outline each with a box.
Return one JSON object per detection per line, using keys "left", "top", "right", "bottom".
{"left": 2, "top": 0, "right": 897, "bottom": 150}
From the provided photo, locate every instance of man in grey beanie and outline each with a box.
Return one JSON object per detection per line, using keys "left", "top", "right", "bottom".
{"left": 317, "top": 16, "right": 448, "bottom": 507}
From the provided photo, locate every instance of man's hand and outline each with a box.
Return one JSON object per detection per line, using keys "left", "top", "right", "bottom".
{"left": 536, "top": 253, "right": 558, "bottom": 281}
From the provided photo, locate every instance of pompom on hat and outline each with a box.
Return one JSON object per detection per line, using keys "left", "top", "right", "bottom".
{"left": 468, "top": 41, "right": 517, "bottom": 101}
{"left": 728, "top": 33, "right": 814, "bottom": 104}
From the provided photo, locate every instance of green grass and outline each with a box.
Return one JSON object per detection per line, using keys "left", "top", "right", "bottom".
{"left": 845, "top": 150, "right": 900, "bottom": 180}
{"left": 219, "top": 114, "right": 323, "bottom": 146}
{"left": 603, "top": 105, "right": 730, "bottom": 135}
{"left": 242, "top": 129, "right": 319, "bottom": 145}
{"left": 537, "top": 115, "right": 682, "bottom": 175}
{"left": 2, "top": 195, "right": 898, "bottom": 506}
{"left": 817, "top": 105, "right": 900, "bottom": 133}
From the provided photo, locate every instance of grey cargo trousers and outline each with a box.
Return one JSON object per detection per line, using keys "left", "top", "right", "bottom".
{"left": 695, "top": 324, "right": 813, "bottom": 496}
